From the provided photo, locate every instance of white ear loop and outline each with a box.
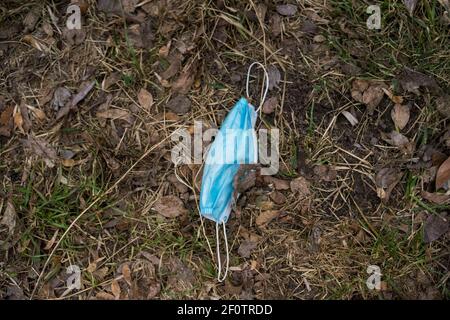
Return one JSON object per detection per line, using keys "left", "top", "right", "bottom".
{"left": 215, "top": 221, "right": 229, "bottom": 282}
{"left": 246, "top": 62, "right": 269, "bottom": 113}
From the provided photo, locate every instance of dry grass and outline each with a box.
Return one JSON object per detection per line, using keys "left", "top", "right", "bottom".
{"left": 0, "top": 0, "right": 448, "bottom": 299}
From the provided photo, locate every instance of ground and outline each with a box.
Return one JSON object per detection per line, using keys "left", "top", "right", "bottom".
{"left": 0, "top": 0, "right": 449, "bottom": 300}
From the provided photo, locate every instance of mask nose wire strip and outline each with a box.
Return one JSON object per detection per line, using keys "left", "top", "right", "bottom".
{"left": 245, "top": 62, "right": 269, "bottom": 114}
{"left": 216, "top": 221, "right": 229, "bottom": 282}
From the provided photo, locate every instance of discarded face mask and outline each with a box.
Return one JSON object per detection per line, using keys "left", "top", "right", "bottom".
{"left": 199, "top": 62, "right": 269, "bottom": 281}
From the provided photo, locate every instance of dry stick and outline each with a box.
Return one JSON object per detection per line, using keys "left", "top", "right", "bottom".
{"left": 30, "top": 136, "right": 170, "bottom": 299}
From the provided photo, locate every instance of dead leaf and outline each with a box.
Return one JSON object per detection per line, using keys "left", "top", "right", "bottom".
{"left": 398, "top": 68, "right": 439, "bottom": 94}
{"left": 171, "top": 70, "right": 195, "bottom": 94}
{"left": 256, "top": 210, "right": 280, "bottom": 226}
{"left": 137, "top": 88, "right": 153, "bottom": 110}
{"left": 276, "top": 4, "right": 297, "bottom": 16}
{"left": 122, "top": 264, "right": 132, "bottom": 285}
{"left": 96, "top": 108, "right": 132, "bottom": 122}
{"left": 375, "top": 168, "right": 402, "bottom": 203}
{"left": 22, "top": 35, "right": 50, "bottom": 52}
{"left": 52, "top": 87, "right": 72, "bottom": 111}
{"left": 424, "top": 213, "right": 448, "bottom": 243}
{"left": 96, "top": 291, "right": 115, "bottom": 300}
{"left": 382, "top": 87, "right": 404, "bottom": 104}
{"left": 111, "top": 279, "right": 121, "bottom": 299}
{"left": 269, "top": 14, "right": 282, "bottom": 37}
{"left": 27, "top": 105, "right": 47, "bottom": 121}
{"left": 161, "top": 53, "right": 182, "bottom": 80}
{"left": 313, "top": 165, "right": 337, "bottom": 182}
{"left": 341, "top": 110, "right": 359, "bottom": 126}
{"left": 403, "top": 0, "right": 419, "bottom": 16}
{"left": 263, "top": 176, "right": 290, "bottom": 190}
{"left": 262, "top": 96, "right": 277, "bottom": 114}
{"left": 290, "top": 176, "right": 311, "bottom": 197}
{"left": 421, "top": 191, "right": 450, "bottom": 205}
{"left": 384, "top": 131, "right": 414, "bottom": 154}
{"left": 0, "top": 201, "right": 16, "bottom": 235}
{"left": 22, "top": 136, "right": 58, "bottom": 168}
{"left": 269, "top": 191, "right": 286, "bottom": 204}
{"left": 391, "top": 104, "right": 410, "bottom": 130}
{"left": 234, "top": 165, "right": 256, "bottom": 194}
{"left": 436, "top": 156, "right": 450, "bottom": 190}
{"left": 23, "top": 9, "right": 40, "bottom": 33}
{"left": 63, "top": 28, "right": 86, "bottom": 46}
{"left": 0, "top": 102, "right": 14, "bottom": 137}
{"left": 238, "top": 240, "right": 258, "bottom": 258}
{"left": 362, "top": 85, "right": 385, "bottom": 114}
{"left": 153, "top": 195, "right": 188, "bottom": 218}
{"left": 44, "top": 229, "right": 59, "bottom": 251}
{"left": 56, "top": 81, "right": 95, "bottom": 119}
{"left": 351, "top": 79, "right": 369, "bottom": 103}
{"left": 435, "top": 95, "right": 450, "bottom": 118}
{"left": 13, "top": 106, "right": 24, "bottom": 133}
{"left": 267, "top": 65, "right": 281, "bottom": 91}
{"left": 102, "top": 72, "right": 121, "bottom": 91}
{"left": 166, "top": 95, "right": 191, "bottom": 114}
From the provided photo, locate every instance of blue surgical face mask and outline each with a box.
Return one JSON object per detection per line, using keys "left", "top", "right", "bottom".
{"left": 198, "top": 62, "right": 269, "bottom": 282}
{"left": 200, "top": 97, "right": 258, "bottom": 224}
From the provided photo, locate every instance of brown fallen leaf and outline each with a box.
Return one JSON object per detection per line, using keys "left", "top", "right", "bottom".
{"left": 290, "top": 176, "right": 311, "bottom": 197}
{"left": 424, "top": 213, "right": 449, "bottom": 243}
{"left": 52, "top": 87, "right": 72, "bottom": 111}
{"left": 238, "top": 240, "right": 258, "bottom": 258}
{"left": 398, "top": 68, "right": 439, "bottom": 94}
{"left": 166, "top": 94, "right": 191, "bottom": 114}
{"left": 261, "top": 96, "right": 277, "bottom": 114}
{"left": 153, "top": 195, "right": 188, "bottom": 218}
{"left": 435, "top": 94, "right": 450, "bottom": 118}
{"left": 313, "top": 165, "right": 337, "bottom": 182}
{"left": 421, "top": 191, "right": 450, "bottom": 205}
{"left": 138, "top": 88, "right": 154, "bottom": 110}
{"left": 63, "top": 28, "right": 86, "bottom": 46}
{"left": 96, "top": 108, "right": 132, "bottom": 122}
{"left": 22, "top": 35, "right": 50, "bottom": 52}
{"left": 375, "top": 168, "right": 402, "bottom": 203}
{"left": 263, "top": 176, "right": 290, "bottom": 190}
{"left": 269, "top": 191, "right": 286, "bottom": 205}
{"left": 44, "top": 229, "right": 59, "bottom": 251}
{"left": 111, "top": 279, "right": 121, "bottom": 300}
{"left": 276, "top": 4, "right": 297, "bottom": 16}
{"left": 269, "top": 13, "right": 282, "bottom": 37}
{"left": 436, "top": 156, "right": 450, "bottom": 190}
{"left": 161, "top": 53, "right": 182, "bottom": 80}
{"left": 96, "top": 291, "right": 115, "bottom": 300}
{"left": 267, "top": 65, "right": 281, "bottom": 91}
{"left": 384, "top": 131, "right": 414, "bottom": 154}
{"left": 391, "top": 104, "right": 410, "bottom": 130}
{"left": 382, "top": 87, "right": 404, "bottom": 104}
{"left": 403, "top": 0, "right": 419, "bottom": 16}
{"left": 24, "top": 9, "right": 40, "bottom": 33}
{"left": 256, "top": 210, "right": 280, "bottom": 226}
{"left": 171, "top": 69, "right": 195, "bottom": 94}
{"left": 22, "top": 136, "right": 58, "bottom": 168}
{"left": 0, "top": 200, "right": 16, "bottom": 236}
{"left": 362, "top": 85, "right": 385, "bottom": 114}
{"left": 122, "top": 264, "right": 132, "bottom": 286}
{"left": 13, "top": 105, "right": 24, "bottom": 133}
{"left": 0, "top": 98, "right": 14, "bottom": 137}
{"left": 56, "top": 81, "right": 95, "bottom": 119}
